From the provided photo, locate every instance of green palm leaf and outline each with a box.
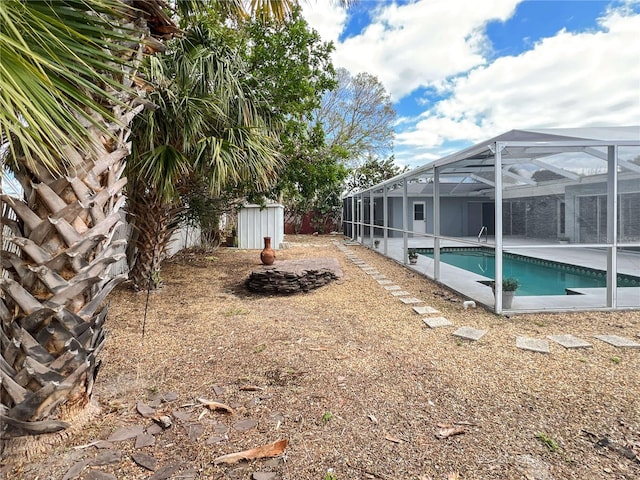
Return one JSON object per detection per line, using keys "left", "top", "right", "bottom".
{"left": 0, "top": 0, "right": 137, "bottom": 171}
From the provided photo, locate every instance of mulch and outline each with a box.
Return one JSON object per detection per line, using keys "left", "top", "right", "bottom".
{"left": 2, "top": 234, "right": 639, "bottom": 480}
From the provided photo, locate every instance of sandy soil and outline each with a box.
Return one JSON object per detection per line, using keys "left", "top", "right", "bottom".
{"left": 2, "top": 234, "right": 639, "bottom": 480}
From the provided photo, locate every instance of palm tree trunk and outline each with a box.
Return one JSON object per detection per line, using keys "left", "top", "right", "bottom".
{"left": 0, "top": 112, "right": 140, "bottom": 454}
{"left": 126, "top": 183, "right": 183, "bottom": 291}
{"left": 0, "top": 0, "right": 178, "bottom": 457}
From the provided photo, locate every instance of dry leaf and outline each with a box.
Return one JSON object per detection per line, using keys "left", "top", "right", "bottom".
{"left": 239, "top": 385, "right": 264, "bottom": 391}
{"left": 198, "top": 398, "right": 234, "bottom": 414}
{"left": 213, "top": 439, "right": 288, "bottom": 465}
{"left": 308, "top": 347, "right": 329, "bottom": 351}
{"left": 385, "top": 435, "right": 402, "bottom": 443}
{"left": 435, "top": 426, "right": 466, "bottom": 439}
{"left": 367, "top": 414, "right": 378, "bottom": 424}
{"left": 447, "top": 472, "right": 460, "bottom": 480}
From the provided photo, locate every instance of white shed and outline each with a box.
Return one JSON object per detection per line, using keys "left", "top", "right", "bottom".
{"left": 237, "top": 204, "right": 285, "bottom": 250}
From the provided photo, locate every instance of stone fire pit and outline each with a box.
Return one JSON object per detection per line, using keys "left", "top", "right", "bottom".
{"left": 246, "top": 258, "right": 343, "bottom": 294}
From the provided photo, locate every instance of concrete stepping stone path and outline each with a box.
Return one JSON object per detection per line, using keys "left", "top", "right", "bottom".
{"left": 391, "top": 290, "right": 411, "bottom": 296}
{"left": 516, "top": 336, "right": 550, "bottom": 354}
{"left": 399, "top": 297, "right": 423, "bottom": 304}
{"left": 334, "top": 241, "right": 637, "bottom": 354}
{"left": 453, "top": 326, "right": 487, "bottom": 341}
{"left": 594, "top": 335, "right": 640, "bottom": 348}
{"left": 548, "top": 334, "right": 592, "bottom": 349}
{"left": 423, "top": 317, "right": 453, "bottom": 328}
{"left": 413, "top": 305, "right": 440, "bottom": 315}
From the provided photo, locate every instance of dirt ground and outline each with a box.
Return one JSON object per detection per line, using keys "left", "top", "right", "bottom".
{"left": 2, "top": 234, "right": 639, "bottom": 480}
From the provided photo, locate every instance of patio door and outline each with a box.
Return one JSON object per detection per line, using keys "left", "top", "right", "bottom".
{"left": 413, "top": 201, "right": 426, "bottom": 234}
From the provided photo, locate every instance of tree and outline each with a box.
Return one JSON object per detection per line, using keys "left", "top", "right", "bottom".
{"left": 0, "top": 0, "right": 298, "bottom": 452}
{"left": 0, "top": 0, "right": 176, "bottom": 450}
{"left": 243, "top": 6, "right": 336, "bottom": 126}
{"left": 345, "top": 155, "right": 408, "bottom": 194}
{"left": 126, "top": 20, "right": 282, "bottom": 290}
{"left": 240, "top": 7, "right": 347, "bottom": 232}
{"left": 315, "top": 68, "right": 396, "bottom": 167}
{"left": 272, "top": 125, "right": 349, "bottom": 233}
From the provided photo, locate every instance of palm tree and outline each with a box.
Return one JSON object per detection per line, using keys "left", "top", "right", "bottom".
{"left": 0, "top": 0, "right": 177, "bottom": 454}
{"left": 0, "top": 0, "right": 330, "bottom": 456}
{"left": 126, "top": 21, "right": 282, "bottom": 290}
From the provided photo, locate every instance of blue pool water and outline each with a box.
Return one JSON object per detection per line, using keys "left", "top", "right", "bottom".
{"left": 420, "top": 248, "right": 640, "bottom": 296}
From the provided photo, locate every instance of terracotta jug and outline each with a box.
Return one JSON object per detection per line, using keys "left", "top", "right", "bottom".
{"left": 260, "top": 236, "right": 275, "bottom": 265}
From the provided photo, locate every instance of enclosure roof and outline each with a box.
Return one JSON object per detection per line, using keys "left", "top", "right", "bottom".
{"left": 346, "top": 126, "right": 640, "bottom": 197}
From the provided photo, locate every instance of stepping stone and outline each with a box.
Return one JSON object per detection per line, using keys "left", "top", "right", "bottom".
{"left": 185, "top": 423, "right": 204, "bottom": 441}
{"left": 594, "top": 335, "right": 640, "bottom": 349}
{"left": 399, "top": 297, "right": 423, "bottom": 304}
{"left": 253, "top": 473, "right": 278, "bottom": 480}
{"left": 90, "top": 440, "right": 115, "bottom": 449}
{"left": 136, "top": 402, "right": 156, "bottom": 418}
{"left": 85, "top": 472, "right": 117, "bottom": 480}
{"left": 548, "top": 334, "right": 592, "bottom": 349}
{"left": 390, "top": 290, "right": 411, "bottom": 296}
{"left": 206, "top": 435, "right": 225, "bottom": 445}
{"left": 132, "top": 452, "right": 158, "bottom": 471}
{"left": 372, "top": 274, "right": 387, "bottom": 280}
{"left": 376, "top": 279, "right": 393, "bottom": 285}
{"left": 516, "top": 336, "right": 550, "bottom": 353}
{"left": 91, "top": 450, "right": 122, "bottom": 466}
{"left": 413, "top": 305, "right": 440, "bottom": 315}
{"left": 172, "top": 411, "right": 192, "bottom": 422}
{"left": 452, "top": 326, "right": 487, "bottom": 341}
{"left": 62, "top": 460, "right": 90, "bottom": 480}
{"left": 148, "top": 464, "right": 181, "bottom": 480}
{"left": 384, "top": 285, "right": 402, "bottom": 291}
{"left": 364, "top": 270, "right": 380, "bottom": 275}
{"left": 212, "top": 385, "right": 226, "bottom": 397}
{"left": 233, "top": 419, "right": 258, "bottom": 432}
{"left": 149, "top": 392, "right": 178, "bottom": 406}
{"left": 135, "top": 433, "right": 155, "bottom": 449}
{"left": 107, "top": 425, "right": 144, "bottom": 442}
{"left": 146, "top": 424, "right": 163, "bottom": 435}
{"left": 423, "top": 317, "right": 452, "bottom": 328}
{"left": 180, "top": 468, "right": 197, "bottom": 480}
{"left": 212, "top": 422, "right": 228, "bottom": 434}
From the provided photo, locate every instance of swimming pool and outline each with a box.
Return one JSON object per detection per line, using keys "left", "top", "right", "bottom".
{"left": 419, "top": 248, "right": 640, "bottom": 296}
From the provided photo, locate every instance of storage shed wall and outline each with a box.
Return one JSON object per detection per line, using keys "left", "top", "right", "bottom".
{"left": 238, "top": 204, "right": 284, "bottom": 250}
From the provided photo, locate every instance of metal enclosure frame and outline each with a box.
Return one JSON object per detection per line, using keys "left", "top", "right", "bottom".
{"left": 343, "top": 127, "right": 640, "bottom": 313}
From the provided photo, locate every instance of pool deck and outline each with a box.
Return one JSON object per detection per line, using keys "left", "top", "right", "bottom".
{"left": 358, "top": 236, "right": 640, "bottom": 311}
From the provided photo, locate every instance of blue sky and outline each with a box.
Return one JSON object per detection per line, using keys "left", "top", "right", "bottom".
{"left": 301, "top": 0, "right": 640, "bottom": 168}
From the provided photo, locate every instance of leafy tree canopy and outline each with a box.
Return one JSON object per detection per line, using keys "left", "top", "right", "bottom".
{"left": 242, "top": 6, "right": 336, "bottom": 123}
{"left": 345, "top": 154, "right": 408, "bottom": 194}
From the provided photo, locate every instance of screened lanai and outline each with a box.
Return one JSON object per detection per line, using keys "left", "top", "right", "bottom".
{"left": 343, "top": 126, "right": 640, "bottom": 313}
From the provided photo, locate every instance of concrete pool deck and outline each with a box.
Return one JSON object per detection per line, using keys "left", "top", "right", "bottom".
{"left": 355, "top": 236, "right": 640, "bottom": 311}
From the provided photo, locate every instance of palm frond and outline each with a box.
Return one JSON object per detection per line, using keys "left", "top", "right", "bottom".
{"left": 0, "top": 0, "right": 139, "bottom": 171}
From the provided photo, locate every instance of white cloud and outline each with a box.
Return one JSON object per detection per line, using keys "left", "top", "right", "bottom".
{"left": 302, "top": 1, "right": 640, "bottom": 169}
{"left": 299, "top": 2, "right": 348, "bottom": 44}
{"left": 396, "top": 5, "right": 640, "bottom": 160}
{"left": 304, "top": 0, "right": 520, "bottom": 101}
